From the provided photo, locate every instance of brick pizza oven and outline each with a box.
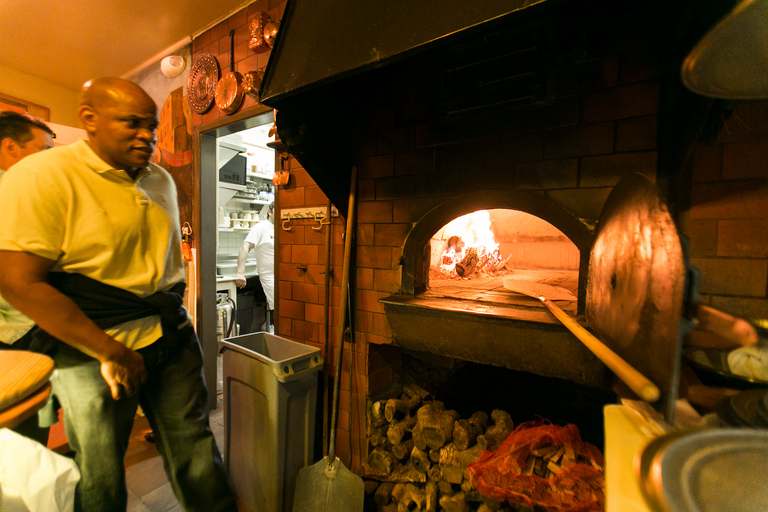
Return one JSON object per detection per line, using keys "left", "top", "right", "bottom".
{"left": 245, "top": 0, "right": 767, "bottom": 482}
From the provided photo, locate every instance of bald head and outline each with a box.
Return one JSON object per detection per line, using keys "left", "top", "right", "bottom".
{"left": 80, "top": 77, "right": 155, "bottom": 111}
{"left": 78, "top": 77, "right": 158, "bottom": 175}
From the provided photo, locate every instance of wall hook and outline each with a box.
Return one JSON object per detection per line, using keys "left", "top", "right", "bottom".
{"left": 311, "top": 212, "right": 331, "bottom": 231}
{"left": 281, "top": 217, "right": 293, "bottom": 231}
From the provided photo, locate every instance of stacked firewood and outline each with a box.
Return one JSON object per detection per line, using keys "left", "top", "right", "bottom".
{"left": 362, "top": 384, "right": 524, "bottom": 512}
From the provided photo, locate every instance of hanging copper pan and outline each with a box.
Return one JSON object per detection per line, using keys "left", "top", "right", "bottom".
{"left": 215, "top": 30, "right": 244, "bottom": 115}
{"left": 242, "top": 70, "right": 263, "bottom": 101}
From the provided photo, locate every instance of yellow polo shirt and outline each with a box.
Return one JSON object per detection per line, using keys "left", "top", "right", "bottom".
{"left": 0, "top": 140, "right": 186, "bottom": 350}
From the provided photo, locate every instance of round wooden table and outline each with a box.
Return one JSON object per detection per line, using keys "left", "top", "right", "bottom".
{"left": 0, "top": 350, "right": 54, "bottom": 429}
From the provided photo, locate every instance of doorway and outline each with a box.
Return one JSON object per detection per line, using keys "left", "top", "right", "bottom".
{"left": 198, "top": 110, "right": 277, "bottom": 408}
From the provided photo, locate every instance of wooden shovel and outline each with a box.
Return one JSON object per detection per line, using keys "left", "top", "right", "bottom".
{"left": 503, "top": 279, "right": 661, "bottom": 402}
{"left": 293, "top": 166, "right": 364, "bottom": 512}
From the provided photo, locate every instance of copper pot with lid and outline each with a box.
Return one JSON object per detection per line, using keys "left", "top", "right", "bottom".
{"left": 215, "top": 30, "right": 244, "bottom": 115}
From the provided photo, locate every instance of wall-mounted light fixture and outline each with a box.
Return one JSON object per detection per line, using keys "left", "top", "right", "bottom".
{"left": 161, "top": 55, "right": 186, "bottom": 78}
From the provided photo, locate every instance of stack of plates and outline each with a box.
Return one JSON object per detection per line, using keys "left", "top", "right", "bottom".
{"left": 636, "top": 429, "right": 768, "bottom": 511}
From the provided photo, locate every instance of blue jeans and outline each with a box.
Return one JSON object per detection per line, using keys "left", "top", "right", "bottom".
{"left": 51, "top": 325, "right": 235, "bottom": 512}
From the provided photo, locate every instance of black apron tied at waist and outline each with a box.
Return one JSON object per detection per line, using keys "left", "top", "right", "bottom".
{"left": 31, "top": 272, "right": 188, "bottom": 355}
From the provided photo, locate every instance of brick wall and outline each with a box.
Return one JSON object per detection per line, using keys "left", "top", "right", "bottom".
{"left": 684, "top": 102, "right": 768, "bottom": 319}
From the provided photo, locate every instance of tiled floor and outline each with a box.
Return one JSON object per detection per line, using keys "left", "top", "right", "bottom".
{"left": 125, "top": 356, "right": 241, "bottom": 512}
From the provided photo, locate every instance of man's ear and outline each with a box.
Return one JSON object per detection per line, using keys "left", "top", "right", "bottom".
{"left": 0, "top": 138, "right": 19, "bottom": 157}
{"left": 78, "top": 105, "right": 97, "bottom": 133}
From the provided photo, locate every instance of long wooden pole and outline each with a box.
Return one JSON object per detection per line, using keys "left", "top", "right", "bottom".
{"left": 537, "top": 295, "right": 660, "bottom": 402}
{"left": 328, "top": 165, "right": 357, "bottom": 462}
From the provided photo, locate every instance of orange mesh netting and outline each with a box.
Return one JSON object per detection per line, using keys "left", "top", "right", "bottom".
{"left": 467, "top": 420, "right": 604, "bottom": 512}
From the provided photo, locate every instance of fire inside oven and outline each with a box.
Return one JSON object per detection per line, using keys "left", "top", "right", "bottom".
{"left": 425, "top": 209, "right": 580, "bottom": 315}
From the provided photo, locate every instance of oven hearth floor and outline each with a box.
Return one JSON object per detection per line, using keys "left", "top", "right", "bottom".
{"left": 425, "top": 269, "right": 578, "bottom": 314}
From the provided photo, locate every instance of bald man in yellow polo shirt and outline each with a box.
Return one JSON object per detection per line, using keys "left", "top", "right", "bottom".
{"left": 0, "top": 78, "right": 235, "bottom": 512}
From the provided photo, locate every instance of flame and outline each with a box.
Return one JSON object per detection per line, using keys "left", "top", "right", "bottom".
{"left": 438, "top": 210, "right": 501, "bottom": 276}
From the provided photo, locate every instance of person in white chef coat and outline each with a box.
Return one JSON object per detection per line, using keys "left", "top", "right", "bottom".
{"left": 235, "top": 202, "right": 275, "bottom": 329}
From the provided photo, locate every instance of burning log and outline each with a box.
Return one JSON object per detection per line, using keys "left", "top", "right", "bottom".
{"left": 455, "top": 248, "right": 479, "bottom": 277}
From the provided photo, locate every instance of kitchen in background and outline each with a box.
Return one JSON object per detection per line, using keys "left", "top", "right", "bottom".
{"left": 215, "top": 121, "right": 275, "bottom": 340}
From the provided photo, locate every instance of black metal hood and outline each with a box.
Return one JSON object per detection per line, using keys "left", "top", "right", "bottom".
{"left": 258, "top": 0, "right": 562, "bottom": 213}
{"left": 260, "top": 0, "right": 548, "bottom": 107}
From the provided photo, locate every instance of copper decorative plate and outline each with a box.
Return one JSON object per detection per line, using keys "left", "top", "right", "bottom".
{"left": 187, "top": 54, "right": 220, "bottom": 114}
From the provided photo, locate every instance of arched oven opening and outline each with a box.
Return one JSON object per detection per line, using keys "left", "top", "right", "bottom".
{"left": 381, "top": 189, "right": 609, "bottom": 388}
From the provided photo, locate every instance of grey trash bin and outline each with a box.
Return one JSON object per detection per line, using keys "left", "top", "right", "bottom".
{"left": 219, "top": 332, "right": 323, "bottom": 512}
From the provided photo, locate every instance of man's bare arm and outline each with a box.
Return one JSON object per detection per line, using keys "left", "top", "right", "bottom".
{"left": 235, "top": 241, "right": 254, "bottom": 289}
{"left": 0, "top": 250, "right": 146, "bottom": 399}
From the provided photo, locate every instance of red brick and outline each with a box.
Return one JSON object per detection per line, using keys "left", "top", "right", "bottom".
{"left": 691, "top": 180, "right": 768, "bottom": 220}
{"left": 372, "top": 313, "right": 392, "bottom": 338}
{"left": 356, "top": 310, "right": 374, "bottom": 334}
{"left": 227, "top": 9, "right": 248, "bottom": 31}
{"left": 544, "top": 187, "right": 613, "bottom": 221}
{"left": 374, "top": 223, "right": 411, "bottom": 247}
{"left": 710, "top": 296, "right": 768, "bottom": 320}
{"left": 276, "top": 318, "right": 291, "bottom": 337}
{"left": 359, "top": 154, "right": 394, "bottom": 180}
{"left": 717, "top": 220, "right": 768, "bottom": 258}
{"left": 292, "top": 244, "right": 319, "bottom": 264}
{"left": 368, "top": 365, "right": 394, "bottom": 395}
{"left": 516, "top": 159, "right": 578, "bottom": 190}
{"left": 279, "top": 244, "right": 291, "bottom": 262}
{"left": 288, "top": 168, "right": 315, "bottom": 188}
{"left": 358, "top": 224, "right": 375, "bottom": 246}
{"left": 305, "top": 303, "right": 325, "bottom": 324}
{"left": 723, "top": 141, "right": 768, "bottom": 180}
{"left": 358, "top": 289, "right": 386, "bottom": 314}
{"left": 279, "top": 186, "right": 306, "bottom": 207}
{"left": 543, "top": 123, "right": 614, "bottom": 159}
{"left": 358, "top": 201, "right": 393, "bottom": 224}
{"left": 357, "top": 179, "right": 376, "bottom": 201}
{"left": 278, "top": 280, "right": 291, "bottom": 300}
{"left": 376, "top": 175, "right": 415, "bottom": 200}
{"left": 393, "top": 198, "right": 435, "bottom": 223}
{"left": 690, "top": 257, "right": 768, "bottom": 297}
{"left": 685, "top": 219, "right": 719, "bottom": 257}
{"left": 291, "top": 319, "right": 319, "bottom": 343}
{"left": 715, "top": 102, "right": 768, "bottom": 144}
{"left": 304, "top": 185, "right": 329, "bottom": 205}
{"left": 292, "top": 282, "right": 319, "bottom": 304}
{"left": 394, "top": 149, "right": 435, "bottom": 176}
{"left": 582, "top": 82, "right": 659, "bottom": 123}
{"left": 209, "top": 19, "right": 229, "bottom": 43}
{"left": 616, "top": 116, "right": 657, "bottom": 152}
{"left": 279, "top": 225, "right": 305, "bottom": 245}
{"left": 304, "top": 264, "right": 326, "bottom": 286}
{"left": 357, "top": 246, "right": 393, "bottom": 270}
{"left": 373, "top": 269, "right": 401, "bottom": 294}
{"left": 278, "top": 262, "right": 306, "bottom": 283}
{"left": 358, "top": 268, "right": 374, "bottom": 290}
{"left": 278, "top": 298, "right": 305, "bottom": 319}
{"left": 580, "top": 151, "right": 657, "bottom": 188}
{"left": 691, "top": 145, "right": 722, "bottom": 182}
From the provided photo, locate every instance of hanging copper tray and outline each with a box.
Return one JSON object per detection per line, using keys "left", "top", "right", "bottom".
{"left": 187, "top": 54, "right": 220, "bottom": 114}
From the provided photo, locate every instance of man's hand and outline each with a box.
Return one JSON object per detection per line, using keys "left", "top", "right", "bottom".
{"left": 100, "top": 345, "right": 147, "bottom": 400}
{"left": 235, "top": 272, "right": 247, "bottom": 289}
